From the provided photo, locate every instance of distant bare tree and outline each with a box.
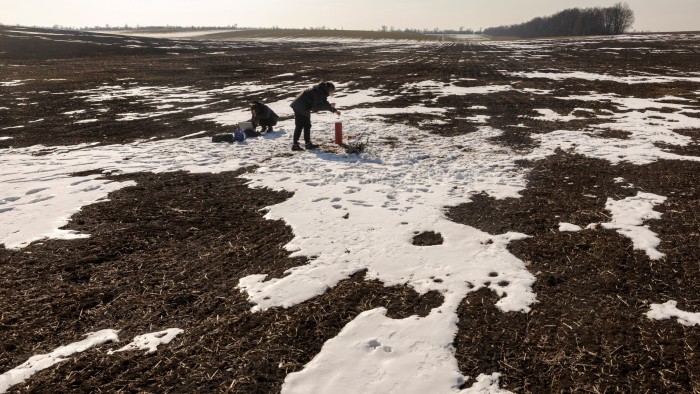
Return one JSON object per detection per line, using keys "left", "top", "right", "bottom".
{"left": 605, "top": 2, "right": 635, "bottom": 34}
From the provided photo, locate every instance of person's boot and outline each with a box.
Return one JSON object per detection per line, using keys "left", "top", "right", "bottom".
{"left": 292, "top": 142, "right": 304, "bottom": 151}
{"left": 305, "top": 142, "right": 319, "bottom": 150}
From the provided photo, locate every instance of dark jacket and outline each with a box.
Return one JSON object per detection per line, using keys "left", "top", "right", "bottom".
{"left": 251, "top": 101, "right": 279, "bottom": 126}
{"left": 290, "top": 82, "right": 337, "bottom": 117}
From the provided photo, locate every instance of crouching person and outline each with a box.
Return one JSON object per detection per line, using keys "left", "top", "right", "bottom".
{"left": 250, "top": 101, "right": 279, "bottom": 132}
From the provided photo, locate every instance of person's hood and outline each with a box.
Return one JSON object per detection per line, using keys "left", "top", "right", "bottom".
{"left": 317, "top": 82, "right": 332, "bottom": 95}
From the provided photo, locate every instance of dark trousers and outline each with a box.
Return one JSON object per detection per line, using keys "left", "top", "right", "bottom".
{"left": 259, "top": 118, "right": 278, "bottom": 127}
{"left": 293, "top": 113, "right": 312, "bottom": 144}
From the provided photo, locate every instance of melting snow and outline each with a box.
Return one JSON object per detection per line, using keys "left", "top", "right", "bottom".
{"left": 505, "top": 70, "right": 700, "bottom": 84}
{"left": 0, "top": 330, "right": 119, "bottom": 393}
{"left": 63, "top": 109, "right": 87, "bottom": 115}
{"left": 402, "top": 80, "right": 512, "bottom": 97}
{"left": 1, "top": 42, "right": 698, "bottom": 389}
{"left": 559, "top": 223, "right": 583, "bottom": 232}
{"left": 0, "top": 80, "right": 26, "bottom": 87}
{"left": 282, "top": 309, "right": 512, "bottom": 393}
{"left": 108, "top": 329, "right": 184, "bottom": 355}
{"left": 646, "top": 301, "right": 700, "bottom": 326}
{"left": 531, "top": 108, "right": 585, "bottom": 122}
{"left": 589, "top": 192, "right": 667, "bottom": 260}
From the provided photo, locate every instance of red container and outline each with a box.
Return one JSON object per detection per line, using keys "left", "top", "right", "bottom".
{"left": 334, "top": 122, "right": 343, "bottom": 145}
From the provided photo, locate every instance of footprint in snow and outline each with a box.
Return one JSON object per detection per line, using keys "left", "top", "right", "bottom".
{"left": 349, "top": 200, "right": 372, "bottom": 207}
{"left": 25, "top": 187, "right": 50, "bottom": 195}
{"left": 70, "top": 179, "right": 92, "bottom": 186}
{"left": 73, "top": 185, "right": 102, "bottom": 193}
{"left": 27, "top": 196, "right": 54, "bottom": 204}
{"left": 367, "top": 339, "right": 392, "bottom": 353}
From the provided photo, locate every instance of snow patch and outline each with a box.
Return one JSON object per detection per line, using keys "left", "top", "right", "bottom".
{"left": 594, "top": 192, "right": 667, "bottom": 260}
{"left": 0, "top": 330, "right": 119, "bottom": 394}
{"left": 108, "top": 328, "right": 183, "bottom": 355}
{"left": 462, "top": 373, "right": 513, "bottom": 393}
{"left": 282, "top": 308, "right": 465, "bottom": 393}
{"left": 505, "top": 70, "right": 700, "bottom": 84}
{"left": 0, "top": 80, "right": 26, "bottom": 87}
{"left": 63, "top": 109, "right": 87, "bottom": 115}
{"left": 531, "top": 108, "right": 584, "bottom": 122}
{"left": 402, "top": 80, "right": 512, "bottom": 97}
{"left": 462, "top": 115, "right": 490, "bottom": 124}
{"left": 0, "top": 165, "right": 135, "bottom": 249}
{"left": 646, "top": 301, "right": 700, "bottom": 326}
{"left": 559, "top": 223, "right": 583, "bottom": 232}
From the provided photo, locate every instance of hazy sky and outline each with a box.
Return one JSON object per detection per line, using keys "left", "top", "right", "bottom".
{"left": 2, "top": 0, "right": 699, "bottom": 32}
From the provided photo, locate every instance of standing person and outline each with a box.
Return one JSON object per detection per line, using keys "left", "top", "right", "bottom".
{"left": 250, "top": 101, "right": 279, "bottom": 133}
{"left": 289, "top": 81, "right": 341, "bottom": 151}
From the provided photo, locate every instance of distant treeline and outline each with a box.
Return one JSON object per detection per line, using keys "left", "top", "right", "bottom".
{"left": 80, "top": 25, "right": 479, "bottom": 35}
{"left": 72, "top": 24, "right": 480, "bottom": 35}
{"left": 379, "top": 26, "right": 477, "bottom": 34}
{"left": 483, "top": 2, "right": 634, "bottom": 37}
{"left": 77, "top": 25, "right": 240, "bottom": 31}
